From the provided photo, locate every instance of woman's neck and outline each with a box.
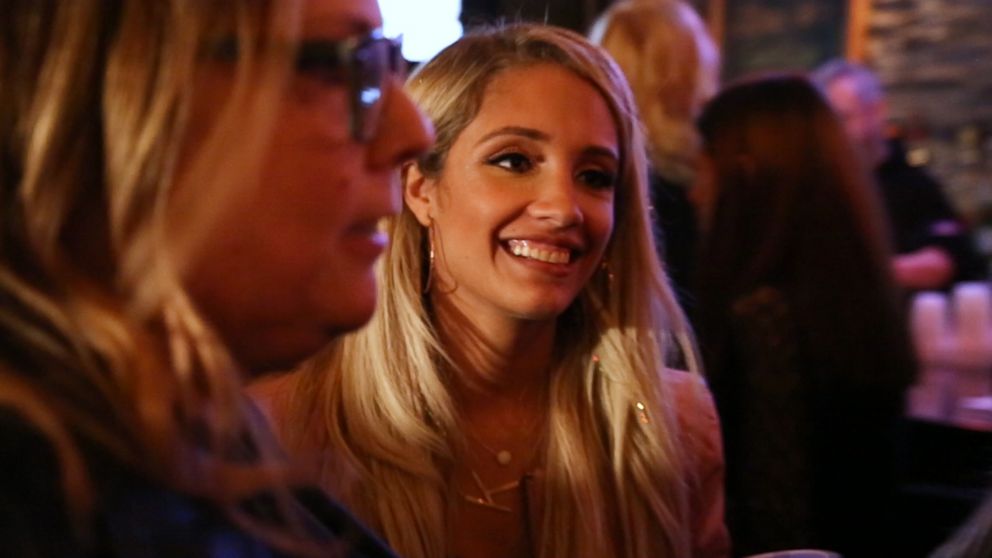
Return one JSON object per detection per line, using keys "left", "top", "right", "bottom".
{"left": 432, "top": 295, "right": 555, "bottom": 405}
{"left": 433, "top": 294, "right": 554, "bottom": 556}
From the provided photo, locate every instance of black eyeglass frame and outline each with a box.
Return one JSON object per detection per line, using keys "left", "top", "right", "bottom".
{"left": 207, "top": 28, "right": 405, "bottom": 143}
{"left": 294, "top": 29, "right": 406, "bottom": 142}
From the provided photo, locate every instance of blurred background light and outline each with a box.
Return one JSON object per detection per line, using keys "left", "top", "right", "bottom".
{"left": 380, "top": 0, "right": 463, "bottom": 62}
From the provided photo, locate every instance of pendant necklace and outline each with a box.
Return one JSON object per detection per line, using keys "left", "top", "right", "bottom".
{"left": 465, "top": 408, "right": 546, "bottom": 468}
{"left": 467, "top": 430, "right": 515, "bottom": 466}
{"left": 460, "top": 413, "right": 546, "bottom": 513}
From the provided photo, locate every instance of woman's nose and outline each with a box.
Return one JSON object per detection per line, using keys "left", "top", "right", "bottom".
{"left": 528, "top": 171, "right": 584, "bottom": 228}
{"left": 367, "top": 77, "right": 435, "bottom": 169}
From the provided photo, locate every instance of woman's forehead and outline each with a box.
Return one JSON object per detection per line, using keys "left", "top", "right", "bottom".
{"left": 301, "top": 0, "right": 382, "bottom": 37}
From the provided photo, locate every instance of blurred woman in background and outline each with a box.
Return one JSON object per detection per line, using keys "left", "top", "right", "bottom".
{"left": 590, "top": 0, "right": 720, "bottom": 314}
{"left": 0, "top": 0, "right": 430, "bottom": 555}
{"left": 252, "top": 23, "right": 729, "bottom": 558}
{"left": 693, "top": 74, "right": 916, "bottom": 557}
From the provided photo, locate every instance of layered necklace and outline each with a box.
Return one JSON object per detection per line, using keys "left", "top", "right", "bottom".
{"left": 459, "top": 405, "right": 547, "bottom": 514}
{"left": 456, "top": 355, "right": 652, "bottom": 514}
{"left": 462, "top": 471, "right": 525, "bottom": 513}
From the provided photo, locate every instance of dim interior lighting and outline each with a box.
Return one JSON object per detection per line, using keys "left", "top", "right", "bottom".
{"left": 380, "top": 0, "right": 463, "bottom": 62}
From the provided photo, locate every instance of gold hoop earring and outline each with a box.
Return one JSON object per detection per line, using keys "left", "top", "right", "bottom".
{"left": 600, "top": 259, "right": 615, "bottom": 287}
{"left": 596, "top": 258, "right": 616, "bottom": 309}
{"left": 423, "top": 222, "right": 436, "bottom": 294}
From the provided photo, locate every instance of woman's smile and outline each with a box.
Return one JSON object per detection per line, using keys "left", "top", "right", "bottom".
{"left": 505, "top": 239, "right": 577, "bottom": 265}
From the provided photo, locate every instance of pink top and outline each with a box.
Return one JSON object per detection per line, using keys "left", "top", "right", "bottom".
{"left": 668, "top": 369, "right": 732, "bottom": 558}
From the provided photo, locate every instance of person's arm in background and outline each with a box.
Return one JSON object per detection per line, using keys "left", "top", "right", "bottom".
{"left": 882, "top": 154, "right": 985, "bottom": 290}
{"left": 893, "top": 245, "right": 955, "bottom": 291}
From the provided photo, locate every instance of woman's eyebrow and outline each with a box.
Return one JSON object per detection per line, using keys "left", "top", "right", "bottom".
{"left": 302, "top": 14, "right": 376, "bottom": 39}
{"left": 583, "top": 145, "right": 619, "bottom": 162}
{"left": 477, "top": 126, "right": 550, "bottom": 144}
{"left": 477, "top": 126, "right": 618, "bottom": 161}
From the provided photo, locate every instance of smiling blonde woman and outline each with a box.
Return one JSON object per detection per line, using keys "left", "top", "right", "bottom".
{"left": 251, "top": 23, "right": 729, "bottom": 558}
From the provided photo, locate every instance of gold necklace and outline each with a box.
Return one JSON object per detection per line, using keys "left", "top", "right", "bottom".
{"left": 465, "top": 429, "right": 516, "bottom": 466}
{"left": 460, "top": 428, "right": 545, "bottom": 514}
{"left": 464, "top": 402, "right": 547, "bottom": 468}
{"left": 461, "top": 470, "right": 520, "bottom": 513}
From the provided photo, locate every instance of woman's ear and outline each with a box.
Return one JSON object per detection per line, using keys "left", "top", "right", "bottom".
{"left": 403, "top": 161, "right": 435, "bottom": 226}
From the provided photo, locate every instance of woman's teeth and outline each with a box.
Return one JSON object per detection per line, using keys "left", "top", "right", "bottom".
{"left": 508, "top": 240, "right": 570, "bottom": 264}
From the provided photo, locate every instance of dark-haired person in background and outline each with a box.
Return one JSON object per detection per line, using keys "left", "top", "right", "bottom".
{"left": 693, "top": 74, "right": 917, "bottom": 557}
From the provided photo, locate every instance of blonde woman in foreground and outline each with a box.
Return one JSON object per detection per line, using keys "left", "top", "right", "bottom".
{"left": 0, "top": 0, "right": 430, "bottom": 555}
{"left": 252, "top": 24, "right": 730, "bottom": 558}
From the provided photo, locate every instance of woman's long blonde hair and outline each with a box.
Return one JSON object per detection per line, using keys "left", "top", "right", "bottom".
{"left": 590, "top": 0, "right": 720, "bottom": 186}
{"left": 0, "top": 0, "right": 319, "bottom": 551}
{"left": 289, "top": 24, "right": 698, "bottom": 558}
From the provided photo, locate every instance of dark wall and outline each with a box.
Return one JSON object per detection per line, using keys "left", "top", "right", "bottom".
{"left": 460, "top": 0, "right": 613, "bottom": 32}
{"left": 721, "top": 0, "right": 848, "bottom": 80}
{"left": 460, "top": 0, "right": 713, "bottom": 36}
{"left": 866, "top": 0, "right": 992, "bottom": 227}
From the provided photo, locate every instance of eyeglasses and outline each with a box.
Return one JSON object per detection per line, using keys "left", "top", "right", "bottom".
{"left": 208, "top": 29, "right": 405, "bottom": 143}
{"left": 295, "top": 29, "right": 406, "bottom": 142}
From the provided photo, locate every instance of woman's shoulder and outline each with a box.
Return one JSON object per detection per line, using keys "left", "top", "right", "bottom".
{"left": 246, "top": 370, "right": 349, "bottom": 488}
{"left": 658, "top": 369, "right": 722, "bottom": 472}
{"left": 660, "top": 371, "right": 732, "bottom": 557}
{"left": 662, "top": 369, "right": 721, "bottom": 442}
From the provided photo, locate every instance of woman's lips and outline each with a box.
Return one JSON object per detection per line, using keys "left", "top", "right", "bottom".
{"left": 342, "top": 224, "right": 388, "bottom": 259}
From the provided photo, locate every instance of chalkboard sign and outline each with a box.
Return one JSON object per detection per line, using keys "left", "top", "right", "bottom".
{"left": 721, "top": 0, "right": 849, "bottom": 80}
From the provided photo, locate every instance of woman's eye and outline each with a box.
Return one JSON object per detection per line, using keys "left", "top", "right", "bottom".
{"left": 577, "top": 168, "right": 617, "bottom": 189}
{"left": 296, "top": 41, "right": 348, "bottom": 84}
{"left": 488, "top": 153, "right": 533, "bottom": 173}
